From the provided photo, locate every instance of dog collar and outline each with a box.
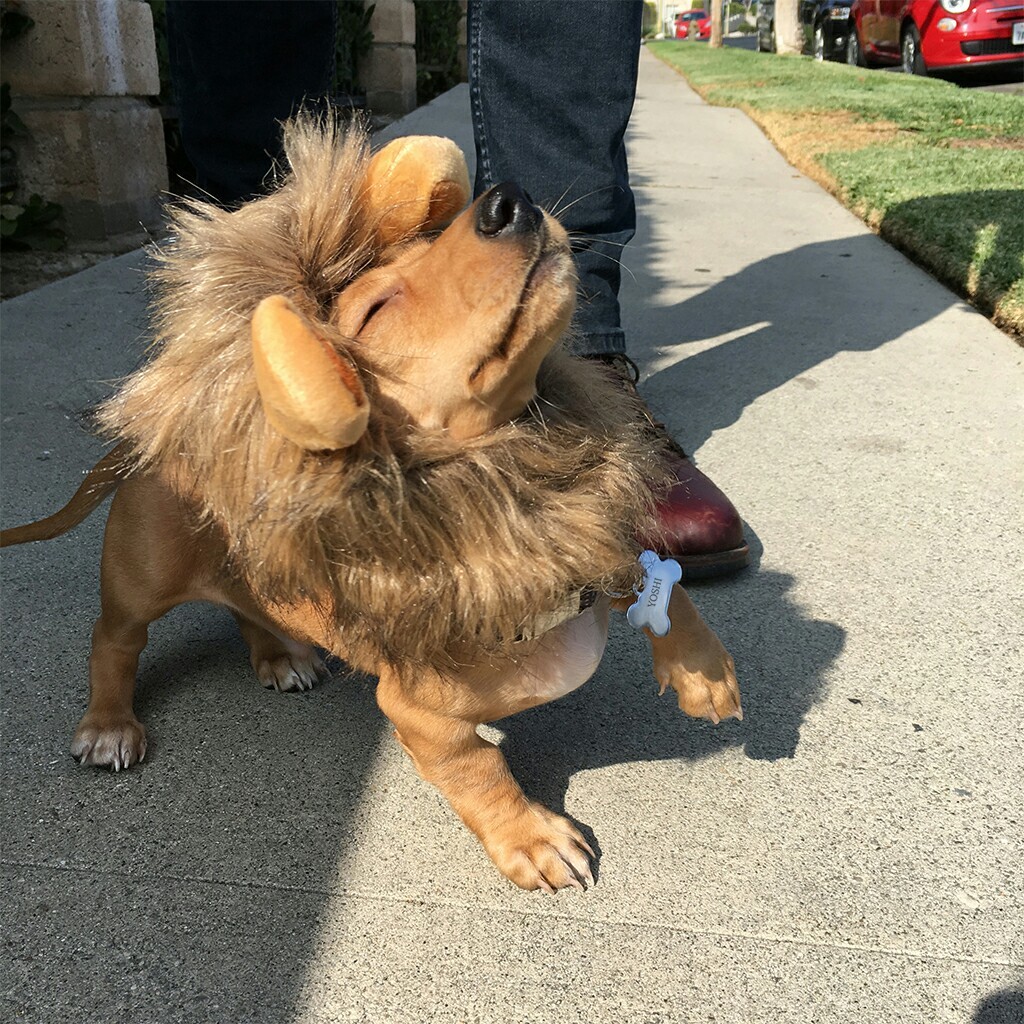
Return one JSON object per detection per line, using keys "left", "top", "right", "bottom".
{"left": 514, "top": 550, "right": 680, "bottom": 643}
{"left": 515, "top": 588, "right": 598, "bottom": 643}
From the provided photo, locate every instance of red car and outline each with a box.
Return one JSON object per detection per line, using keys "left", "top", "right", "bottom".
{"left": 675, "top": 9, "right": 713, "bottom": 38}
{"left": 846, "top": 0, "right": 1024, "bottom": 74}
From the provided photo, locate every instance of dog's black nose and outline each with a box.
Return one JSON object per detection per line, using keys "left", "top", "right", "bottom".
{"left": 475, "top": 182, "right": 542, "bottom": 238}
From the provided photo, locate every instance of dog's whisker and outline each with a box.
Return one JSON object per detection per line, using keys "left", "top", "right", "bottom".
{"left": 543, "top": 174, "right": 585, "bottom": 218}
{"left": 568, "top": 234, "right": 631, "bottom": 250}
{"left": 530, "top": 392, "right": 570, "bottom": 417}
{"left": 571, "top": 247, "right": 636, "bottom": 284}
{"left": 549, "top": 184, "right": 620, "bottom": 220}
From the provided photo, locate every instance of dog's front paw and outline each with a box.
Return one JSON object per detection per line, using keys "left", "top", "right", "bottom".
{"left": 483, "top": 802, "right": 595, "bottom": 893}
{"left": 255, "top": 648, "right": 326, "bottom": 693}
{"left": 71, "top": 713, "right": 147, "bottom": 771}
{"left": 655, "top": 641, "right": 742, "bottom": 725}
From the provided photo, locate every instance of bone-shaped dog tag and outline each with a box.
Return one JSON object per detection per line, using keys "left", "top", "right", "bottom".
{"left": 626, "top": 550, "right": 682, "bottom": 638}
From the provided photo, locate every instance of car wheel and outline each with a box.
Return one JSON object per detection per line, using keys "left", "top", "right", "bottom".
{"left": 901, "top": 23, "right": 926, "bottom": 75}
{"left": 813, "top": 23, "right": 825, "bottom": 61}
{"left": 846, "top": 25, "right": 866, "bottom": 67}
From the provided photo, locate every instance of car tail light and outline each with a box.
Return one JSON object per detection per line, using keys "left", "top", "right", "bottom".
{"left": 940, "top": 0, "right": 970, "bottom": 13}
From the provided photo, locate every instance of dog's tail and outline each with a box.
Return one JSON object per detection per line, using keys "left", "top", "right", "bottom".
{"left": 0, "top": 441, "right": 135, "bottom": 548}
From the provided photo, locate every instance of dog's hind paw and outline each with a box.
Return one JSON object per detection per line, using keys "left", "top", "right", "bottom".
{"left": 256, "top": 649, "right": 326, "bottom": 693}
{"left": 71, "top": 714, "right": 147, "bottom": 772}
{"left": 484, "top": 802, "right": 595, "bottom": 894}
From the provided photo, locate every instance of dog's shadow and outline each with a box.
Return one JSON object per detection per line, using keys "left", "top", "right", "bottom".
{"left": 128, "top": 561, "right": 841, "bottom": 882}
{"left": 497, "top": 567, "right": 844, "bottom": 867}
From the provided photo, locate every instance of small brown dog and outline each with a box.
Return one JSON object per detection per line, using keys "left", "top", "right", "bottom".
{"left": 2, "top": 120, "right": 740, "bottom": 892}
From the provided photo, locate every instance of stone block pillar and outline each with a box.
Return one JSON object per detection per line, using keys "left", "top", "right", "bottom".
{"left": 363, "top": 0, "right": 417, "bottom": 119}
{"left": 2, "top": 0, "right": 168, "bottom": 246}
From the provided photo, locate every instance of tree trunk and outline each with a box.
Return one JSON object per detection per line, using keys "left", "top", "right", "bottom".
{"left": 710, "top": 0, "right": 723, "bottom": 48}
{"left": 774, "top": 0, "right": 803, "bottom": 54}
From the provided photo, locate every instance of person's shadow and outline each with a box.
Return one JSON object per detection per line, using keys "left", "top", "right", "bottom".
{"left": 624, "top": 226, "right": 961, "bottom": 456}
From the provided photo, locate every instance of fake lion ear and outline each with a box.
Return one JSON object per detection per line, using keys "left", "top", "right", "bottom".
{"left": 251, "top": 295, "right": 370, "bottom": 451}
{"left": 364, "top": 135, "right": 470, "bottom": 246}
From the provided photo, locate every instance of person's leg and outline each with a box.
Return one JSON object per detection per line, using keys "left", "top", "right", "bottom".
{"left": 468, "top": 0, "right": 748, "bottom": 578}
{"left": 166, "top": 0, "right": 336, "bottom": 206}
{"left": 468, "top": 0, "right": 640, "bottom": 357}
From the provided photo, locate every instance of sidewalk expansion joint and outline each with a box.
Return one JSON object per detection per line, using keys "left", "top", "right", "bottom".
{"left": 4, "top": 857, "right": 1020, "bottom": 970}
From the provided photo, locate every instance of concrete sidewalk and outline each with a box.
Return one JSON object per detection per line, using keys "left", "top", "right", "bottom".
{"left": 2, "top": 49, "right": 1021, "bottom": 1024}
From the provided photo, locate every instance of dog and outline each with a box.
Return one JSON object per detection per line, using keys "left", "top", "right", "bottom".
{"left": 1, "top": 119, "right": 741, "bottom": 892}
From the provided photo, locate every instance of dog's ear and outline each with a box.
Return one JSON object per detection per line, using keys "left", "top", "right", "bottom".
{"left": 251, "top": 295, "right": 370, "bottom": 450}
{"left": 364, "top": 136, "right": 470, "bottom": 246}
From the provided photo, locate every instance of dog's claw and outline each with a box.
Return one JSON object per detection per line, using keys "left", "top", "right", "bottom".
{"left": 486, "top": 803, "right": 597, "bottom": 894}
{"left": 70, "top": 714, "right": 147, "bottom": 772}
{"left": 256, "top": 648, "right": 326, "bottom": 693}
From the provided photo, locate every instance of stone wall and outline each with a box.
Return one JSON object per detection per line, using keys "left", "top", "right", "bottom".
{"left": 1, "top": 1, "right": 469, "bottom": 248}
{"left": 3, "top": 0, "right": 168, "bottom": 247}
{"left": 364, "top": 0, "right": 417, "bottom": 119}
{"left": 362, "top": 0, "right": 469, "bottom": 118}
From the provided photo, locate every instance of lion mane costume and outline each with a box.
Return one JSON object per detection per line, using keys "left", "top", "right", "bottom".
{"left": 94, "top": 116, "right": 669, "bottom": 674}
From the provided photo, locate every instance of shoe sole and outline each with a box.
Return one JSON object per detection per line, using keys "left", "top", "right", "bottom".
{"left": 672, "top": 542, "right": 750, "bottom": 581}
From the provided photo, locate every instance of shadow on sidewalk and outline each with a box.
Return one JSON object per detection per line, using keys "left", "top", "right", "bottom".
{"left": 973, "top": 989, "right": 1024, "bottom": 1024}
{"left": 1, "top": 542, "right": 385, "bottom": 1022}
{"left": 625, "top": 228, "right": 959, "bottom": 456}
{"left": 502, "top": 565, "right": 844, "bottom": 826}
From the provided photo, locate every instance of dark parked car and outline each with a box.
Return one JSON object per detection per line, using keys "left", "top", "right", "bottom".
{"left": 761, "top": 0, "right": 854, "bottom": 55}
{"left": 847, "top": 0, "right": 1024, "bottom": 75}
{"left": 800, "top": 0, "right": 853, "bottom": 59}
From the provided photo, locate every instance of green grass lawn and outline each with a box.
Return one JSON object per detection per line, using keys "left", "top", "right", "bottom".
{"left": 648, "top": 42, "right": 1024, "bottom": 338}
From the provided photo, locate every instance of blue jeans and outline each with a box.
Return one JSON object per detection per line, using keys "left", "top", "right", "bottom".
{"left": 167, "top": 0, "right": 642, "bottom": 356}
{"left": 469, "top": 0, "right": 641, "bottom": 356}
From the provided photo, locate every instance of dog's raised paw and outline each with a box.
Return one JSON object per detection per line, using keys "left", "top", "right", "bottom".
{"left": 656, "top": 650, "right": 742, "bottom": 725}
{"left": 70, "top": 713, "right": 147, "bottom": 772}
{"left": 484, "top": 802, "right": 595, "bottom": 893}
{"left": 256, "top": 649, "right": 326, "bottom": 693}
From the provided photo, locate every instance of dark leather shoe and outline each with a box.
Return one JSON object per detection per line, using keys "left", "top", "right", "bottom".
{"left": 588, "top": 354, "right": 750, "bottom": 580}
{"left": 652, "top": 452, "right": 750, "bottom": 579}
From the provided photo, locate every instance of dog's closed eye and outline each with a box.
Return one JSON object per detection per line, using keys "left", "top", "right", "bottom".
{"left": 352, "top": 289, "right": 401, "bottom": 336}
